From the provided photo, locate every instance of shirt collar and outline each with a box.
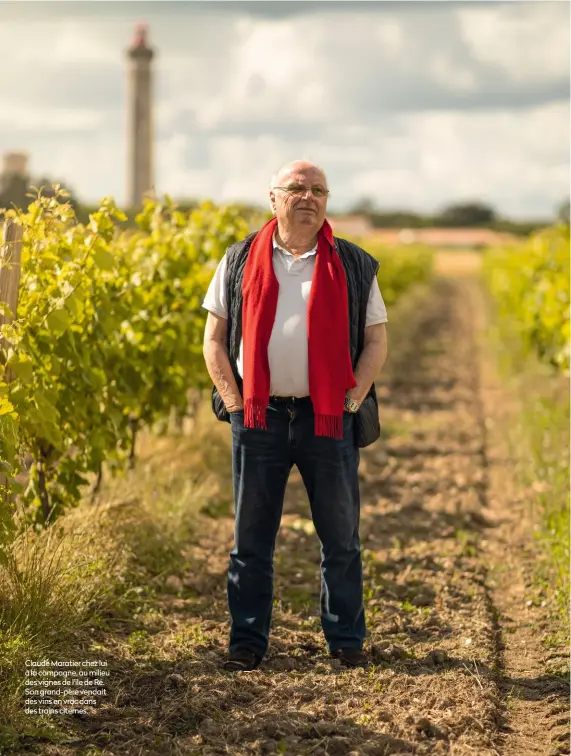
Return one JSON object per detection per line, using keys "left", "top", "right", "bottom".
{"left": 272, "top": 230, "right": 317, "bottom": 258}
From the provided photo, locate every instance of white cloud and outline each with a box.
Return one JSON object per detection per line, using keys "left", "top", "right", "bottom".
{"left": 458, "top": 3, "right": 569, "bottom": 85}
{"left": 427, "top": 53, "right": 479, "bottom": 94}
{"left": 151, "top": 99, "right": 568, "bottom": 218}
{"left": 375, "top": 19, "right": 404, "bottom": 59}
{"left": 0, "top": 1, "right": 567, "bottom": 218}
{"left": 0, "top": 104, "right": 105, "bottom": 132}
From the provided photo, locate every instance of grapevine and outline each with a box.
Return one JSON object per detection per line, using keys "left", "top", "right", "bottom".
{"left": 482, "top": 225, "right": 570, "bottom": 372}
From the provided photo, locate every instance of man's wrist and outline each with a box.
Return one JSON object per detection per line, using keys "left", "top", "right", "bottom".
{"left": 346, "top": 386, "right": 364, "bottom": 399}
{"left": 226, "top": 401, "right": 243, "bottom": 412}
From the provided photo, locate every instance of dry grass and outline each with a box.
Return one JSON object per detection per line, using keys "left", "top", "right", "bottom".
{"left": 0, "top": 418, "right": 231, "bottom": 748}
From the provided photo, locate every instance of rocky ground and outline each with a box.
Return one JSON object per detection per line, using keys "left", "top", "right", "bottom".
{"left": 29, "top": 271, "right": 569, "bottom": 756}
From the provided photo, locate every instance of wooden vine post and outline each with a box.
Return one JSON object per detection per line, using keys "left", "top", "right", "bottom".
{"left": 0, "top": 220, "right": 24, "bottom": 507}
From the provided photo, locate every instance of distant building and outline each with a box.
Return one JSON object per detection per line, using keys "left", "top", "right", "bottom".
{"left": 329, "top": 214, "right": 373, "bottom": 237}
{"left": 126, "top": 22, "right": 155, "bottom": 208}
{"left": 2, "top": 152, "right": 29, "bottom": 178}
{"left": 0, "top": 152, "right": 30, "bottom": 209}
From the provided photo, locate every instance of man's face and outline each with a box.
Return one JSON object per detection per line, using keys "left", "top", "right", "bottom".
{"left": 270, "top": 165, "right": 328, "bottom": 232}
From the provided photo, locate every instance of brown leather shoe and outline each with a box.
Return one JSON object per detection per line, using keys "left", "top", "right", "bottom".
{"left": 331, "top": 648, "right": 369, "bottom": 668}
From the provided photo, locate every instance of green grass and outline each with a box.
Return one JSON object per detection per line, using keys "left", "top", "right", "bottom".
{"left": 520, "top": 392, "right": 570, "bottom": 605}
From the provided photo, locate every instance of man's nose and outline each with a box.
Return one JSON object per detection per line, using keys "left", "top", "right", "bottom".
{"left": 299, "top": 188, "right": 313, "bottom": 199}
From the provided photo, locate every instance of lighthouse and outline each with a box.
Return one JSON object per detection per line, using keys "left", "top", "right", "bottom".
{"left": 126, "top": 22, "right": 154, "bottom": 207}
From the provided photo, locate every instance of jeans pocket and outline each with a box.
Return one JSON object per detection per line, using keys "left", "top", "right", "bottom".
{"left": 229, "top": 409, "right": 244, "bottom": 428}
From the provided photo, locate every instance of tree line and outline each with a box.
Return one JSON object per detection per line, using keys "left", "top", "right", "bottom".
{"left": 1, "top": 169, "right": 568, "bottom": 235}
{"left": 344, "top": 197, "right": 570, "bottom": 236}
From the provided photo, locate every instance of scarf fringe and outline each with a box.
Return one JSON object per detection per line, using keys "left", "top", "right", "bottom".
{"left": 314, "top": 413, "right": 344, "bottom": 439}
{"left": 244, "top": 398, "right": 268, "bottom": 430}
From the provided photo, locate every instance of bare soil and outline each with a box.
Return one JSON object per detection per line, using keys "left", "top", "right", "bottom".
{"left": 28, "top": 274, "right": 569, "bottom": 756}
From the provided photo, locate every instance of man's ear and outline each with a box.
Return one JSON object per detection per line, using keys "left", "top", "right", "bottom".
{"left": 269, "top": 190, "right": 276, "bottom": 214}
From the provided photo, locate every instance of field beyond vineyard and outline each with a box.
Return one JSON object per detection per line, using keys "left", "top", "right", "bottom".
{"left": 0, "top": 201, "right": 569, "bottom": 755}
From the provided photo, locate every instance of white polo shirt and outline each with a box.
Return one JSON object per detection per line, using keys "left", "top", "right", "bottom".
{"left": 202, "top": 234, "right": 388, "bottom": 397}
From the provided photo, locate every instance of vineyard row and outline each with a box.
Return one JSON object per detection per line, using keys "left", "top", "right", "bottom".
{"left": 0, "top": 194, "right": 433, "bottom": 529}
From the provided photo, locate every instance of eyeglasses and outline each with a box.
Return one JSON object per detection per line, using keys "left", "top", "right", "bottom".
{"left": 273, "top": 185, "right": 329, "bottom": 198}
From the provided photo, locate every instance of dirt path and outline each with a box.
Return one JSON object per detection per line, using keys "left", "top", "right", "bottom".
{"left": 36, "top": 273, "right": 568, "bottom": 756}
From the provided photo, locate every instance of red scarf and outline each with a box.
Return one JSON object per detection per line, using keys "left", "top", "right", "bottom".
{"left": 242, "top": 216, "right": 356, "bottom": 438}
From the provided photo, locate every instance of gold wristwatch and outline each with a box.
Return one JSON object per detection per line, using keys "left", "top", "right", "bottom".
{"left": 344, "top": 396, "right": 360, "bottom": 413}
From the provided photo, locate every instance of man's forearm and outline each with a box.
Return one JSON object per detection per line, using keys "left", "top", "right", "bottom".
{"left": 347, "top": 340, "right": 387, "bottom": 404}
{"left": 203, "top": 341, "right": 243, "bottom": 408}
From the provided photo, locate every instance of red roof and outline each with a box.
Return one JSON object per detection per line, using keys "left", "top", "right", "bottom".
{"left": 329, "top": 216, "right": 519, "bottom": 247}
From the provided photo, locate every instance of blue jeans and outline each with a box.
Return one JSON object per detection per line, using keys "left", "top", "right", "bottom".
{"left": 228, "top": 396, "right": 365, "bottom": 657}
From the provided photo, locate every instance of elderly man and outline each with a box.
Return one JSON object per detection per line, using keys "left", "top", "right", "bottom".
{"left": 202, "top": 160, "right": 388, "bottom": 671}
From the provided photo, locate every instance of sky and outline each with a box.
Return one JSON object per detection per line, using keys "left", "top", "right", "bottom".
{"left": 1, "top": 0, "right": 569, "bottom": 219}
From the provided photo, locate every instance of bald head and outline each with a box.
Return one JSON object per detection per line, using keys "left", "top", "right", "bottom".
{"left": 270, "top": 160, "right": 328, "bottom": 190}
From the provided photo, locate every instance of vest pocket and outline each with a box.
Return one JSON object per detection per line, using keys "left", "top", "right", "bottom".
{"left": 211, "top": 386, "right": 231, "bottom": 424}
